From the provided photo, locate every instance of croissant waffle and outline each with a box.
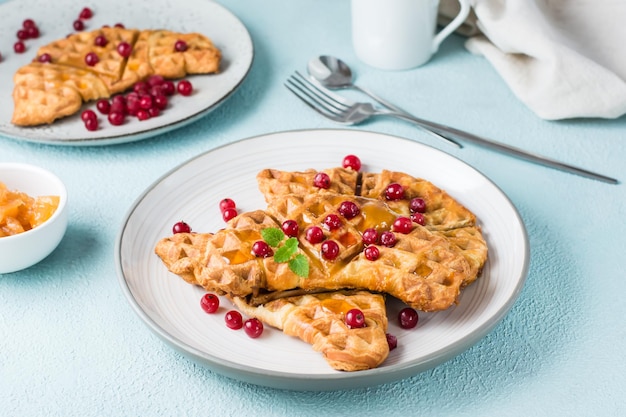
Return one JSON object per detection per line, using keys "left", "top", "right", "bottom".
{"left": 11, "top": 27, "right": 221, "bottom": 126}
{"left": 157, "top": 195, "right": 475, "bottom": 311}
{"left": 231, "top": 291, "right": 389, "bottom": 371}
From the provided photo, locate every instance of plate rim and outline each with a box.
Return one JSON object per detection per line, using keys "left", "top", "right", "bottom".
{"left": 114, "top": 128, "right": 530, "bottom": 390}
{"left": 0, "top": 0, "right": 254, "bottom": 147}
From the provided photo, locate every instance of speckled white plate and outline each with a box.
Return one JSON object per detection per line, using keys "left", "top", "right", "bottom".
{"left": 115, "top": 129, "right": 529, "bottom": 391}
{"left": 0, "top": 0, "right": 252, "bottom": 146}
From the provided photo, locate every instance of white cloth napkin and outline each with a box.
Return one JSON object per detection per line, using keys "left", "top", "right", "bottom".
{"left": 458, "top": 0, "right": 626, "bottom": 120}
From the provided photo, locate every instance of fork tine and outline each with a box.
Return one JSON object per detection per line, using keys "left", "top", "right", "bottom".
{"left": 285, "top": 79, "right": 346, "bottom": 122}
{"left": 286, "top": 73, "right": 346, "bottom": 115}
{"left": 291, "top": 71, "right": 352, "bottom": 110}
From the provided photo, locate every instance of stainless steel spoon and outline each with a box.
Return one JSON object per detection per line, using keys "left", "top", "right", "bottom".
{"left": 307, "top": 55, "right": 461, "bottom": 148}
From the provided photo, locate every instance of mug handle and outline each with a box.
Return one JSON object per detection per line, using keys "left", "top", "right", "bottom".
{"left": 432, "top": 0, "right": 471, "bottom": 52}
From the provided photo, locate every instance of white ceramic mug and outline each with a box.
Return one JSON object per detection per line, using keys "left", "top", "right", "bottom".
{"left": 351, "top": 0, "right": 471, "bottom": 70}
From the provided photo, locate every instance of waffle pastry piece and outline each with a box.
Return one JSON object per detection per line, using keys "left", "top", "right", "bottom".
{"left": 119, "top": 30, "right": 222, "bottom": 89}
{"left": 257, "top": 168, "right": 359, "bottom": 203}
{"left": 156, "top": 194, "right": 474, "bottom": 311}
{"left": 359, "top": 170, "right": 477, "bottom": 231}
{"left": 155, "top": 210, "right": 318, "bottom": 297}
{"left": 231, "top": 290, "right": 389, "bottom": 371}
{"left": 258, "top": 168, "right": 478, "bottom": 232}
{"left": 12, "top": 62, "right": 110, "bottom": 126}
{"left": 258, "top": 167, "right": 488, "bottom": 285}
{"left": 12, "top": 27, "right": 221, "bottom": 126}
{"left": 36, "top": 26, "right": 139, "bottom": 93}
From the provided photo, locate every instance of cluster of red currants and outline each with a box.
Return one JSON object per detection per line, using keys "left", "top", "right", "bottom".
{"left": 200, "top": 293, "right": 264, "bottom": 338}
{"left": 13, "top": 18, "right": 40, "bottom": 56}
{"left": 72, "top": 7, "right": 94, "bottom": 32}
{"left": 80, "top": 75, "right": 193, "bottom": 131}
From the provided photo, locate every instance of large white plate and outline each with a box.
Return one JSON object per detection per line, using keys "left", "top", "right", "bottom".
{"left": 0, "top": 0, "right": 252, "bottom": 146}
{"left": 115, "top": 129, "right": 529, "bottom": 391}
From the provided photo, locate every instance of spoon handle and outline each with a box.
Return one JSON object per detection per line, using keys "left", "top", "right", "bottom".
{"left": 381, "top": 110, "right": 619, "bottom": 184}
{"left": 352, "top": 84, "right": 462, "bottom": 148}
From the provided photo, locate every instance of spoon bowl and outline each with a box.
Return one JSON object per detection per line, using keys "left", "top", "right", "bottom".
{"left": 307, "top": 56, "right": 354, "bottom": 89}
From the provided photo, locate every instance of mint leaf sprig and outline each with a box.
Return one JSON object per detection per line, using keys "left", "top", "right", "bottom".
{"left": 261, "top": 227, "right": 309, "bottom": 278}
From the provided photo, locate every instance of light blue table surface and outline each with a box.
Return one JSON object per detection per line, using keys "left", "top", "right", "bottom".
{"left": 2, "top": 1, "right": 625, "bottom": 416}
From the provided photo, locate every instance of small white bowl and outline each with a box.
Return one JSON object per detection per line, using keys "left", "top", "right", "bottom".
{"left": 0, "top": 163, "right": 68, "bottom": 274}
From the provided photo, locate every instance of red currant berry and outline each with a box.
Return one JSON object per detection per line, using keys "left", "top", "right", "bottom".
{"left": 147, "top": 74, "right": 165, "bottom": 87}
{"left": 17, "top": 29, "right": 29, "bottom": 40}
{"left": 136, "top": 109, "right": 151, "bottom": 121}
{"left": 323, "top": 214, "right": 342, "bottom": 231}
{"left": 22, "top": 19, "right": 36, "bottom": 29}
{"left": 398, "top": 307, "right": 419, "bottom": 329}
{"left": 161, "top": 80, "right": 176, "bottom": 95}
{"left": 174, "top": 40, "right": 188, "bottom": 52}
{"left": 79, "top": 7, "right": 93, "bottom": 19}
{"left": 385, "top": 183, "right": 405, "bottom": 200}
{"left": 108, "top": 111, "right": 125, "bottom": 126}
{"left": 85, "top": 52, "right": 99, "bottom": 66}
{"left": 0, "top": 53, "right": 3, "bottom": 63}
{"left": 313, "top": 172, "right": 330, "bottom": 189}
{"left": 139, "top": 95, "right": 153, "bottom": 110}
{"left": 81, "top": 109, "right": 97, "bottom": 122}
{"left": 114, "top": 23, "right": 125, "bottom": 28}
{"left": 111, "top": 94, "right": 126, "bottom": 105}
{"left": 392, "top": 217, "right": 413, "bottom": 234}
{"left": 379, "top": 231, "right": 397, "bottom": 248}
{"left": 345, "top": 308, "right": 366, "bottom": 328}
{"left": 133, "top": 81, "right": 148, "bottom": 93}
{"left": 225, "top": 310, "right": 243, "bottom": 330}
{"left": 222, "top": 207, "right": 238, "bottom": 222}
{"left": 321, "top": 240, "right": 339, "bottom": 260}
{"left": 386, "top": 333, "right": 398, "bottom": 350}
{"left": 281, "top": 220, "right": 299, "bottom": 238}
{"left": 409, "top": 197, "right": 426, "bottom": 213}
{"left": 364, "top": 245, "right": 380, "bottom": 261}
{"left": 149, "top": 85, "right": 165, "bottom": 97}
{"left": 252, "top": 241, "right": 273, "bottom": 258}
{"left": 110, "top": 101, "right": 127, "bottom": 115}
{"left": 84, "top": 117, "right": 98, "bottom": 131}
{"left": 411, "top": 212, "right": 426, "bottom": 226}
{"left": 172, "top": 221, "right": 191, "bottom": 234}
{"left": 96, "top": 99, "right": 111, "bottom": 114}
{"left": 148, "top": 107, "right": 160, "bottom": 118}
{"left": 117, "top": 41, "right": 132, "bottom": 58}
{"left": 73, "top": 20, "right": 85, "bottom": 31}
{"left": 305, "top": 226, "right": 325, "bottom": 244}
{"left": 38, "top": 53, "right": 52, "bottom": 63}
{"left": 26, "top": 26, "right": 39, "bottom": 39}
{"left": 177, "top": 80, "right": 193, "bottom": 96}
{"left": 362, "top": 228, "right": 379, "bottom": 245}
{"left": 244, "top": 318, "right": 264, "bottom": 338}
{"left": 200, "top": 293, "right": 220, "bottom": 314}
{"left": 342, "top": 154, "right": 361, "bottom": 171}
{"left": 338, "top": 201, "right": 360, "bottom": 219}
{"left": 153, "top": 95, "right": 168, "bottom": 110}
{"left": 14, "top": 41, "right": 26, "bottom": 54}
{"left": 125, "top": 95, "right": 140, "bottom": 116}
{"left": 94, "top": 35, "right": 108, "bottom": 47}
{"left": 219, "top": 198, "right": 236, "bottom": 212}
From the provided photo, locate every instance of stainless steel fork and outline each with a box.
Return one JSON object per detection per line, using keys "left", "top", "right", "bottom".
{"left": 286, "top": 71, "right": 461, "bottom": 149}
{"left": 285, "top": 71, "right": 618, "bottom": 184}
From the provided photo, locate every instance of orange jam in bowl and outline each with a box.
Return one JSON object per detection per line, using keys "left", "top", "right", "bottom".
{"left": 0, "top": 181, "right": 60, "bottom": 237}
